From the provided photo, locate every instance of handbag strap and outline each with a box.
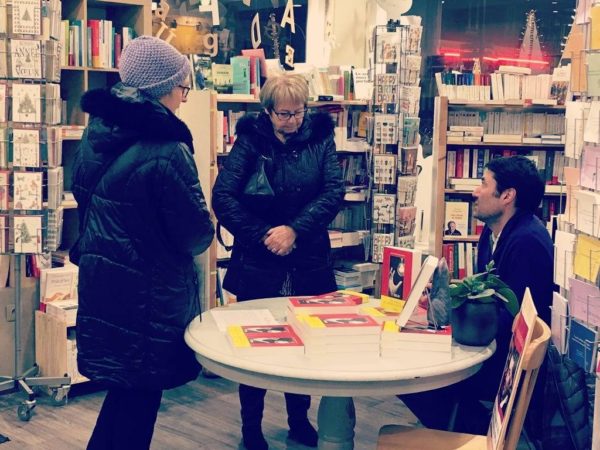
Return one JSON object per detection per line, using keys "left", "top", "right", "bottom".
{"left": 216, "top": 222, "right": 233, "bottom": 252}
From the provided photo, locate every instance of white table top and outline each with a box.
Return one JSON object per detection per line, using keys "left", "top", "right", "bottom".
{"left": 184, "top": 298, "right": 495, "bottom": 396}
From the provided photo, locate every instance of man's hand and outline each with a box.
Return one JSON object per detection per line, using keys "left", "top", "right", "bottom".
{"left": 263, "top": 225, "right": 297, "bottom": 256}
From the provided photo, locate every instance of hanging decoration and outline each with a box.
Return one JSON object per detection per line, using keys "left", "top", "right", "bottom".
{"left": 518, "top": 10, "right": 544, "bottom": 64}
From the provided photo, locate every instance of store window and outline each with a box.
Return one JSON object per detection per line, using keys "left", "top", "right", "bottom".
{"left": 438, "top": 0, "right": 575, "bottom": 72}
{"left": 152, "top": 0, "right": 308, "bottom": 67}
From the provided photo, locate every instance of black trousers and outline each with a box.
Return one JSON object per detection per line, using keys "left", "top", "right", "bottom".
{"left": 87, "top": 387, "right": 163, "bottom": 450}
{"left": 239, "top": 384, "right": 310, "bottom": 430}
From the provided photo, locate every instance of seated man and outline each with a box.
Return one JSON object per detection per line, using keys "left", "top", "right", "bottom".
{"left": 399, "top": 156, "right": 554, "bottom": 434}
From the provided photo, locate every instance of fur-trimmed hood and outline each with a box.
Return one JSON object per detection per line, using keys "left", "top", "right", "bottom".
{"left": 80, "top": 83, "right": 194, "bottom": 154}
{"left": 235, "top": 110, "right": 335, "bottom": 146}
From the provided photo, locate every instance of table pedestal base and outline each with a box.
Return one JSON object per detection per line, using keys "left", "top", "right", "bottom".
{"left": 317, "top": 397, "right": 355, "bottom": 450}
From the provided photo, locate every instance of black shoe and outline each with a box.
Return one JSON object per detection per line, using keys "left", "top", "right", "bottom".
{"left": 288, "top": 421, "right": 318, "bottom": 447}
{"left": 242, "top": 427, "right": 268, "bottom": 450}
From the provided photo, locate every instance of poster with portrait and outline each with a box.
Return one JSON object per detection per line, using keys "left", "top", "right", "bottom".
{"left": 488, "top": 288, "right": 538, "bottom": 450}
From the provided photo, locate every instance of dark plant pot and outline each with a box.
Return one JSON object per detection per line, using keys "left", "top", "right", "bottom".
{"left": 451, "top": 300, "right": 498, "bottom": 346}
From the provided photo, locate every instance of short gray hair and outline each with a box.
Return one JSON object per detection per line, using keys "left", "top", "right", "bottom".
{"left": 259, "top": 74, "right": 309, "bottom": 110}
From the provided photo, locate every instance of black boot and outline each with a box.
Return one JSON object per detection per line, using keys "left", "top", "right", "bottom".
{"left": 285, "top": 393, "right": 318, "bottom": 447}
{"left": 239, "top": 384, "right": 269, "bottom": 450}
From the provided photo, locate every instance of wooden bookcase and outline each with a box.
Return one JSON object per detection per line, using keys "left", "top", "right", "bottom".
{"left": 432, "top": 96, "right": 566, "bottom": 278}
{"left": 35, "top": 0, "right": 151, "bottom": 382}
{"left": 183, "top": 93, "right": 375, "bottom": 308}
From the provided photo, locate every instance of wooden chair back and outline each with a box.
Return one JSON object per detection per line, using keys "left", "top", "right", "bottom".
{"left": 502, "top": 316, "right": 550, "bottom": 450}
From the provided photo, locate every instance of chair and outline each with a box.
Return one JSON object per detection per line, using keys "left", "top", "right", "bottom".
{"left": 377, "top": 316, "right": 550, "bottom": 450}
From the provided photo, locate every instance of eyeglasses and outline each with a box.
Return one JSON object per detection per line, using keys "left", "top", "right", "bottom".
{"left": 271, "top": 108, "right": 307, "bottom": 121}
{"left": 179, "top": 85, "right": 191, "bottom": 98}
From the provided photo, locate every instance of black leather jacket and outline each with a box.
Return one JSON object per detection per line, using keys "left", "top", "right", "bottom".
{"left": 72, "top": 84, "right": 214, "bottom": 390}
{"left": 212, "top": 111, "right": 344, "bottom": 300}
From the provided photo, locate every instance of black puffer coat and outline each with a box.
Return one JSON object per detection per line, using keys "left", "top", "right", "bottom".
{"left": 212, "top": 111, "right": 344, "bottom": 300}
{"left": 71, "top": 84, "right": 214, "bottom": 390}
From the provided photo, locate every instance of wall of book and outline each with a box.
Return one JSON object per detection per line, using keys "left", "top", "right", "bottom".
{"left": 551, "top": 1, "right": 600, "bottom": 447}
{"left": 369, "top": 19, "right": 422, "bottom": 274}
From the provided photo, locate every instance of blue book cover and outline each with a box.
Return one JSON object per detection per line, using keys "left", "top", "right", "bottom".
{"left": 568, "top": 318, "right": 598, "bottom": 372}
{"left": 231, "top": 56, "right": 250, "bottom": 95}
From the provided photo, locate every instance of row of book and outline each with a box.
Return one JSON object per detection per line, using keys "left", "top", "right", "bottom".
{"left": 447, "top": 111, "right": 566, "bottom": 141}
{"left": 0, "top": 125, "right": 62, "bottom": 168}
{"left": 441, "top": 242, "right": 478, "bottom": 280}
{"left": 58, "top": 19, "right": 135, "bottom": 69}
{"left": 435, "top": 65, "right": 570, "bottom": 105}
{"left": 292, "top": 65, "right": 373, "bottom": 101}
{"left": 0, "top": 81, "right": 61, "bottom": 124}
{"left": 446, "top": 148, "right": 565, "bottom": 186}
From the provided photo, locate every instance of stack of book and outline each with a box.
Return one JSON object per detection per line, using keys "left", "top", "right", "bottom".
{"left": 334, "top": 268, "right": 363, "bottom": 291}
{"left": 380, "top": 322, "right": 452, "bottom": 357}
{"left": 288, "top": 312, "right": 381, "bottom": 357}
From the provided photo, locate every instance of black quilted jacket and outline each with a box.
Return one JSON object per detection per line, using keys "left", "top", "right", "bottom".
{"left": 71, "top": 84, "right": 214, "bottom": 390}
{"left": 212, "top": 111, "right": 344, "bottom": 300}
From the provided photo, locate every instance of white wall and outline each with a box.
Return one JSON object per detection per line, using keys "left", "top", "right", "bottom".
{"left": 307, "top": 0, "right": 389, "bottom": 68}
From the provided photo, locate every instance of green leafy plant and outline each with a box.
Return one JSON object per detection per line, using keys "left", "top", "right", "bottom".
{"left": 449, "top": 261, "right": 519, "bottom": 316}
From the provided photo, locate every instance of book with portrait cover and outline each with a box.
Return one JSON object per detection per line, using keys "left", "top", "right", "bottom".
{"left": 444, "top": 201, "right": 469, "bottom": 236}
{"left": 287, "top": 291, "right": 362, "bottom": 316}
{"left": 488, "top": 288, "right": 538, "bottom": 450}
{"left": 226, "top": 324, "right": 304, "bottom": 355}
{"left": 381, "top": 246, "right": 422, "bottom": 302}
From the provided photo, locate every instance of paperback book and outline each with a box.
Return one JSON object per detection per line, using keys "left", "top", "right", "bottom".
{"left": 287, "top": 291, "right": 363, "bottom": 316}
{"left": 381, "top": 246, "right": 422, "bottom": 302}
{"left": 226, "top": 324, "right": 304, "bottom": 355}
{"left": 288, "top": 313, "right": 381, "bottom": 337}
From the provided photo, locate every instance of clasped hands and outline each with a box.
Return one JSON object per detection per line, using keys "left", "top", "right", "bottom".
{"left": 263, "top": 225, "right": 297, "bottom": 256}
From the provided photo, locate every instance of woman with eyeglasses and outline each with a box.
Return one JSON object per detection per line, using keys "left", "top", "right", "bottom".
{"left": 71, "top": 36, "right": 213, "bottom": 449}
{"left": 212, "top": 73, "right": 344, "bottom": 450}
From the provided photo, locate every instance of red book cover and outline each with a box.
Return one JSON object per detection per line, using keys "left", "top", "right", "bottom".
{"left": 88, "top": 19, "right": 100, "bottom": 68}
{"left": 455, "top": 149, "right": 464, "bottom": 178}
{"left": 381, "top": 246, "right": 417, "bottom": 301}
{"left": 227, "top": 324, "right": 304, "bottom": 352}
{"left": 288, "top": 292, "right": 360, "bottom": 315}
{"left": 114, "top": 32, "right": 122, "bottom": 69}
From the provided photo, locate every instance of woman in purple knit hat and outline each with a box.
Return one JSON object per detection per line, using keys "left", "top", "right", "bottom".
{"left": 71, "top": 36, "right": 214, "bottom": 449}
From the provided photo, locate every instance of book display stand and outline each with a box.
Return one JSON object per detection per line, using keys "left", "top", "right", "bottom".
{"left": 370, "top": 21, "right": 422, "bottom": 265}
{"left": 0, "top": 0, "right": 70, "bottom": 422}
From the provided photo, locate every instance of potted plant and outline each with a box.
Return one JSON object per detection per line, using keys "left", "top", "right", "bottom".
{"left": 449, "top": 261, "right": 519, "bottom": 346}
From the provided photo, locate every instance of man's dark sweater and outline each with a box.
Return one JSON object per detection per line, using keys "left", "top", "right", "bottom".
{"left": 475, "top": 209, "right": 554, "bottom": 399}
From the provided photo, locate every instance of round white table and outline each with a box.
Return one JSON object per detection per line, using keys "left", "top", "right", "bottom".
{"left": 185, "top": 298, "right": 495, "bottom": 450}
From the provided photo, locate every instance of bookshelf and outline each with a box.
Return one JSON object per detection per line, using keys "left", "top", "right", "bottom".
{"left": 432, "top": 96, "right": 567, "bottom": 280}
{"left": 33, "top": 0, "right": 151, "bottom": 386}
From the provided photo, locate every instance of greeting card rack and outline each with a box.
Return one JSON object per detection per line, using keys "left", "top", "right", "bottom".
{"left": 0, "top": 0, "right": 70, "bottom": 422}
{"left": 369, "top": 20, "right": 423, "bottom": 265}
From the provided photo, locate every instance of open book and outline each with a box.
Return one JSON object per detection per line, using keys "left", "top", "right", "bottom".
{"left": 395, "top": 255, "right": 439, "bottom": 328}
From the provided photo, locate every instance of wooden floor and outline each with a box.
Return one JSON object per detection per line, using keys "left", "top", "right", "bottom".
{"left": 0, "top": 374, "right": 534, "bottom": 449}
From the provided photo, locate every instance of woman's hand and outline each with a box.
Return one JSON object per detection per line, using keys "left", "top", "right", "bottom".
{"left": 263, "top": 225, "right": 297, "bottom": 256}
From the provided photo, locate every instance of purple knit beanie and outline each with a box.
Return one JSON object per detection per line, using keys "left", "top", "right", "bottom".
{"left": 119, "top": 36, "right": 190, "bottom": 99}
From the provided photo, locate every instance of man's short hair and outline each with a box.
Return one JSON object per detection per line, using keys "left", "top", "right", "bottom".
{"left": 486, "top": 155, "right": 544, "bottom": 213}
